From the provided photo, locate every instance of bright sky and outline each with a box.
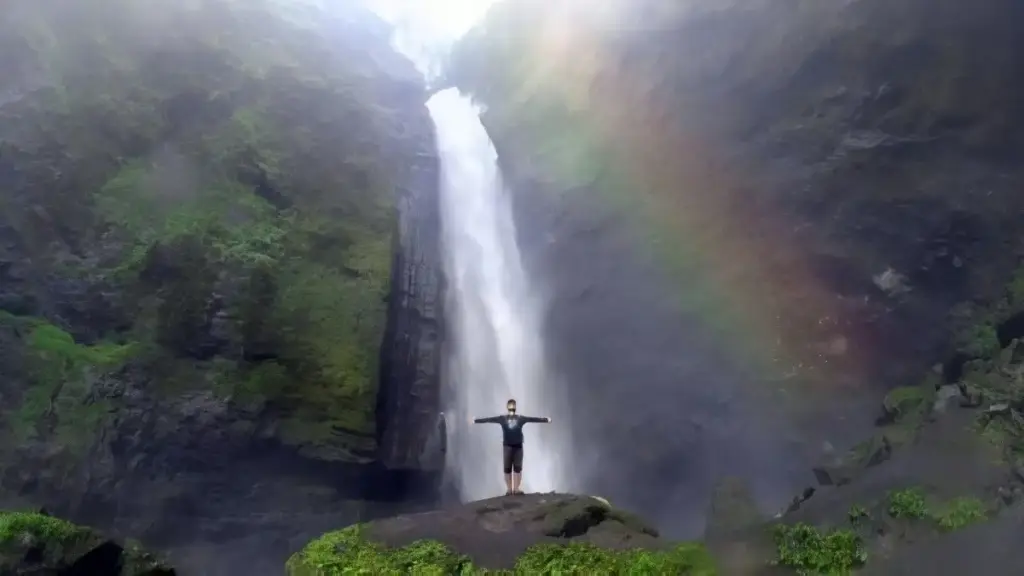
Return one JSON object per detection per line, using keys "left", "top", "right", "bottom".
{"left": 367, "top": 0, "right": 499, "bottom": 43}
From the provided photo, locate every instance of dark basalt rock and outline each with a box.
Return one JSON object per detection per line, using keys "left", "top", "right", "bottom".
{"left": 376, "top": 138, "right": 446, "bottom": 474}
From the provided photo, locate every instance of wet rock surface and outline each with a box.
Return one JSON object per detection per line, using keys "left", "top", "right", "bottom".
{"left": 376, "top": 129, "right": 445, "bottom": 473}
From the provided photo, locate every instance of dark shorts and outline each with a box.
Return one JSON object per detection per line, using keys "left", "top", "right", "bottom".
{"left": 503, "top": 444, "right": 523, "bottom": 473}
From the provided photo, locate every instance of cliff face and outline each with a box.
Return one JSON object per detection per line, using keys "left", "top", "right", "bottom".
{"left": 376, "top": 129, "right": 445, "bottom": 472}
{"left": 448, "top": 0, "right": 1024, "bottom": 536}
{"left": 0, "top": 0, "right": 441, "bottom": 573}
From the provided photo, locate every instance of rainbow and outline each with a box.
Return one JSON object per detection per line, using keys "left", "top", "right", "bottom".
{"left": 470, "top": 9, "right": 875, "bottom": 412}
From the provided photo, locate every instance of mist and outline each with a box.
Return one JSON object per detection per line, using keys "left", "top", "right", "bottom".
{"left": 3, "top": 0, "right": 1024, "bottom": 572}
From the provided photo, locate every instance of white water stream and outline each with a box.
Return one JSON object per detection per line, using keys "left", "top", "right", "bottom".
{"left": 371, "top": 0, "right": 573, "bottom": 500}
{"left": 428, "top": 90, "right": 572, "bottom": 499}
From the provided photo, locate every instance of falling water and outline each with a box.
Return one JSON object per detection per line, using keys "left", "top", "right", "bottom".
{"left": 367, "top": 0, "right": 572, "bottom": 500}
{"left": 427, "top": 90, "right": 572, "bottom": 499}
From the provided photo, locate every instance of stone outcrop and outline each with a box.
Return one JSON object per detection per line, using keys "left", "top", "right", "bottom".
{"left": 286, "top": 493, "right": 717, "bottom": 573}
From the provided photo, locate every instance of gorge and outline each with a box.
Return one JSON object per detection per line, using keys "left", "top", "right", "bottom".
{"left": 3, "top": 0, "right": 1024, "bottom": 574}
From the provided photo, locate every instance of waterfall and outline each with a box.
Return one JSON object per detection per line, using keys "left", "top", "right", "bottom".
{"left": 427, "top": 90, "right": 573, "bottom": 499}
{"left": 370, "top": 0, "right": 573, "bottom": 500}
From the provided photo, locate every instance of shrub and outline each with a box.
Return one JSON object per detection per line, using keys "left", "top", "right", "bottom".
{"left": 886, "top": 488, "right": 928, "bottom": 519}
{"left": 773, "top": 523, "right": 866, "bottom": 576}
{"left": 285, "top": 526, "right": 717, "bottom": 575}
{"left": 931, "top": 497, "right": 987, "bottom": 532}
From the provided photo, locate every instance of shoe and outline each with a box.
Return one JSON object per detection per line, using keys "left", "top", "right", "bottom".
{"left": 504, "top": 490, "right": 513, "bottom": 496}
{"left": 514, "top": 490, "right": 525, "bottom": 495}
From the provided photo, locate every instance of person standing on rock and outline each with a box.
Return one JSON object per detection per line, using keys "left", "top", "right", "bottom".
{"left": 472, "top": 398, "right": 551, "bottom": 496}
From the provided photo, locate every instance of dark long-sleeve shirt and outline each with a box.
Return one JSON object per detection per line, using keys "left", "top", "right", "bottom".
{"left": 474, "top": 414, "right": 548, "bottom": 446}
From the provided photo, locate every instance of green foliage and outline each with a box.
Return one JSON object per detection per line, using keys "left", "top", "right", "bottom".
{"left": 512, "top": 542, "right": 716, "bottom": 575}
{"left": 2, "top": 0, "right": 415, "bottom": 466}
{"left": 0, "top": 511, "right": 173, "bottom": 574}
{"left": 82, "top": 61, "right": 396, "bottom": 457}
{"left": 1, "top": 316, "right": 136, "bottom": 453}
{"left": 95, "top": 161, "right": 286, "bottom": 276}
{"left": 886, "top": 488, "right": 928, "bottom": 519}
{"left": 882, "top": 383, "right": 935, "bottom": 423}
{"left": 957, "top": 322, "right": 1000, "bottom": 358}
{"left": 286, "top": 525, "right": 717, "bottom": 576}
{"left": 772, "top": 523, "right": 866, "bottom": 576}
{"left": 287, "top": 527, "right": 474, "bottom": 575}
{"left": 0, "top": 511, "right": 88, "bottom": 544}
{"left": 847, "top": 504, "right": 869, "bottom": 523}
{"left": 930, "top": 497, "right": 987, "bottom": 532}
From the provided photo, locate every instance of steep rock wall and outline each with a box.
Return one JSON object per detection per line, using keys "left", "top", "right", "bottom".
{"left": 376, "top": 119, "right": 445, "bottom": 473}
{"left": 448, "top": 0, "right": 1024, "bottom": 536}
{"left": 0, "top": 0, "right": 442, "bottom": 573}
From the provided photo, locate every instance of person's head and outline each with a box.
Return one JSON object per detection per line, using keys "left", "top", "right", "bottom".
{"left": 506, "top": 398, "right": 516, "bottom": 414}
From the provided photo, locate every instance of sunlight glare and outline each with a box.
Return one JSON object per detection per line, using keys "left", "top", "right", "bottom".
{"left": 368, "top": 0, "right": 498, "bottom": 42}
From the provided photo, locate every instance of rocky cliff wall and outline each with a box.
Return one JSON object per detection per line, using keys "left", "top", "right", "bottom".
{"left": 376, "top": 120, "right": 445, "bottom": 472}
{"left": 0, "top": 0, "right": 442, "bottom": 573}
{"left": 447, "top": 0, "right": 1024, "bottom": 536}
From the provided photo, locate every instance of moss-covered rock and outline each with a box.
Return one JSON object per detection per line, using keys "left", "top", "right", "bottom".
{"left": 812, "top": 433, "right": 894, "bottom": 487}
{"left": 0, "top": 510, "right": 174, "bottom": 575}
{"left": 1, "top": 0, "right": 416, "bottom": 458}
{"left": 285, "top": 494, "right": 717, "bottom": 575}
{"left": 881, "top": 380, "right": 937, "bottom": 426}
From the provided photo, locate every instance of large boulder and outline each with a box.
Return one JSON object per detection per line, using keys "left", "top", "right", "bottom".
{"left": 286, "top": 493, "right": 717, "bottom": 573}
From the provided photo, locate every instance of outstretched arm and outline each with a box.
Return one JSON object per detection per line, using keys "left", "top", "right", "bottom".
{"left": 473, "top": 415, "right": 503, "bottom": 424}
{"left": 521, "top": 416, "right": 551, "bottom": 423}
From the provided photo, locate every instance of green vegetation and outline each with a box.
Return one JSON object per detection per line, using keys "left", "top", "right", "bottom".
{"left": 930, "top": 497, "right": 988, "bottom": 532}
{"left": 951, "top": 267, "right": 1024, "bottom": 461}
{"left": 886, "top": 488, "right": 928, "bottom": 519}
{"left": 956, "top": 322, "right": 1001, "bottom": 359}
{"left": 883, "top": 488, "right": 989, "bottom": 532}
{"left": 951, "top": 264, "right": 1024, "bottom": 361}
{"left": 0, "top": 511, "right": 173, "bottom": 574}
{"left": 513, "top": 542, "right": 716, "bottom": 575}
{"left": 772, "top": 523, "right": 866, "bottom": 576}
{"left": 771, "top": 490, "right": 990, "bottom": 574}
{"left": 882, "top": 383, "right": 935, "bottom": 423}
{"left": 0, "top": 314, "right": 136, "bottom": 453}
{"left": 847, "top": 504, "right": 869, "bottom": 523}
{"left": 0, "top": 0, "right": 415, "bottom": 464}
{"left": 0, "top": 511, "right": 88, "bottom": 545}
{"left": 285, "top": 525, "right": 717, "bottom": 575}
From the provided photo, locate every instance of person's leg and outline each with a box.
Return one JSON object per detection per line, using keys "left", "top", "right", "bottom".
{"left": 511, "top": 446, "right": 524, "bottom": 494}
{"left": 502, "top": 446, "right": 514, "bottom": 495}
